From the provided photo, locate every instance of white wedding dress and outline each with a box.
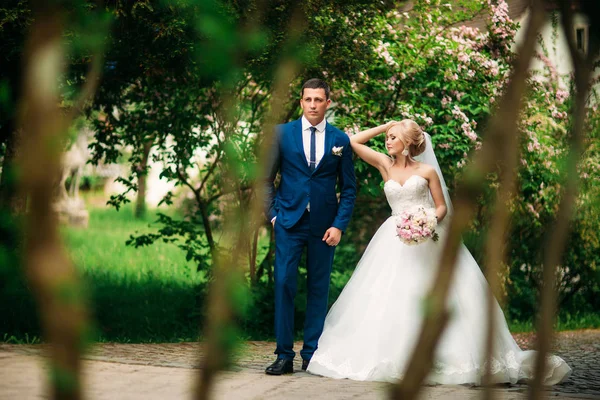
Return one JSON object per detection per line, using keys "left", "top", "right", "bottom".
{"left": 307, "top": 175, "right": 572, "bottom": 385}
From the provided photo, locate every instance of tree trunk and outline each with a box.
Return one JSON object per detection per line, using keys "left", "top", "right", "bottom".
{"left": 248, "top": 225, "right": 259, "bottom": 285}
{"left": 256, "top": 224, "right": 274, "bottom": 285}
{"left": 198, "top": 199, "right": 217, "bottom": 271}
{"left": 134, "top": 140, "right": 152, "bottom": 219}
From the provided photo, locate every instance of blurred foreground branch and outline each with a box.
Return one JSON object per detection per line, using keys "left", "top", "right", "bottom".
{"left": 193, "top": 11, "right": 306, "bottom": 400}
{"left": 390, "top": 2, "right": 546, "bottom": 399}
{"left": 529, "top": 2, "right": 600, "bottom": 399}
{"left": 16, "top": 2, "right": 104, "bottom": 399}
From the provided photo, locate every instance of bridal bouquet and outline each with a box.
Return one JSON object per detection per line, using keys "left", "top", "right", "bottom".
{"left": 395, "top": 205, "right": 439, "bottom": 245}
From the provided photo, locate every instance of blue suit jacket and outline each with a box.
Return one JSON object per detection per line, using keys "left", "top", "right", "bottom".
{"left": 264, "top": 118, "right": 356, "bottom": 235}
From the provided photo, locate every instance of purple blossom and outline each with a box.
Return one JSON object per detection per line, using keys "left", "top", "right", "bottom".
{"left": 441, "top": 96, "right": 452, "bottom": 108}
{"left": 555, "top": 89, "right": 569, "bottom": 104}
{"left": 458, "top": 53, "right": 470, "bottom": 63}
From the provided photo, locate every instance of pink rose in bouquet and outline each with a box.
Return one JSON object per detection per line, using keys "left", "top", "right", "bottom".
{"left": 395, "top": 205, "right": 439, "bottom": 245}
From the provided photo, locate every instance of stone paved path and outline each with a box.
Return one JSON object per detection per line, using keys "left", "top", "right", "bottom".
{"left": 1, "top": 330, "right": 598, "bottom": 399}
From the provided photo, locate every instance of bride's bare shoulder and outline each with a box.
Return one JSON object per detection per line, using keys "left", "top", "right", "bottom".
{"left": 415, "top": 162, "right": 435, "bottom": 175}
{"left": 417, "top": 162, "right": 437, "bottom": 180}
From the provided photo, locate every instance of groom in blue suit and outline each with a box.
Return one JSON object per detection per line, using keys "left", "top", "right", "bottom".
{"left": 264, "top": 78, "right": 356, "bottom": 375}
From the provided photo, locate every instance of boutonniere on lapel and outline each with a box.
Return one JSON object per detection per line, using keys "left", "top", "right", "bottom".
{"left": 332, "top": 146, "right": 343, "bottom": 157}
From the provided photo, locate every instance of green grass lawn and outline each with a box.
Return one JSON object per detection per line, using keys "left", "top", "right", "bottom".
{"left": 2, "top": 203, "right": 598, "bottom": 344}
{"left": 64, "top": 206, "right": 599, "bottom": 341}
{"left": 61, "top": 205, "right": 207, "bottom": 342}
{"left": 508, "top": 312, "right": 600, "bottom": 333}
{"left": 64, "top": 205, "right": 205, "bottom": 286}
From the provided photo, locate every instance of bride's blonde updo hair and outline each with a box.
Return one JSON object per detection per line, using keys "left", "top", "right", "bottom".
{"left": 385, "top": 119, "right": 426, "bottom": 157}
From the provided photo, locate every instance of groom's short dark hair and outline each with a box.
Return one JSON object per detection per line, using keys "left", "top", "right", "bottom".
{"left": 302, "top": 78, "right": 330, "bottom": 99}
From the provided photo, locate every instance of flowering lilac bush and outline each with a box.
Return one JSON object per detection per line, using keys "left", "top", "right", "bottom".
{"left": 506, "top": 20, "right": 600, "bottom": 320}
{"left": 329, "top": 0, "right": 600, "bottom": 321}
{"left": 332, "top": 0, "right": 515, "bottom": 190}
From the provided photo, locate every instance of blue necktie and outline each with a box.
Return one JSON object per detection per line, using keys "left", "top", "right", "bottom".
{"left": 309, "top": 126, "right": 316, "bottom": 171}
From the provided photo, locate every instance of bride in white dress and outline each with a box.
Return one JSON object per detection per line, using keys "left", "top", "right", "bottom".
{"left": 306, "top": 120, "right": 572, "bottom": 385}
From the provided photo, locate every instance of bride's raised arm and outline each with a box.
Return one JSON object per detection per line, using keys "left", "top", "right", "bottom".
{"left": 349, "top": 122, "right": 392, "bottom": 178}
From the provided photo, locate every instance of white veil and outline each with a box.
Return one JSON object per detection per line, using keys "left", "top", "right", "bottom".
{"left": 414, "top": 132, "right": 454, "bottom": 221}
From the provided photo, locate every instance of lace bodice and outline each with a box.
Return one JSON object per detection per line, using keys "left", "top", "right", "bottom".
{"left": 384, "top": 175, "right": 433, "bottom": 216}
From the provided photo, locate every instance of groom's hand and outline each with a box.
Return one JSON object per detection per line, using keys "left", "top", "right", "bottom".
{"left": 322, "top": 227, "right": 342, "bottom": 246}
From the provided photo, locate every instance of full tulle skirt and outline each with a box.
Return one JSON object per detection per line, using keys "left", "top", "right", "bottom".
{"left": 307, "top": 217, "right": 572, "bottom": 385}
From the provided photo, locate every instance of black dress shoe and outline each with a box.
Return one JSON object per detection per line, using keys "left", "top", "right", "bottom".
{"left": 302, "top": 359, "right": 310, "bottom": 371}
{"left": 265, "top": 358, "right": 294, "bottom": 375}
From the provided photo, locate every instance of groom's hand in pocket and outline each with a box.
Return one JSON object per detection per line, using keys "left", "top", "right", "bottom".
{"left": 323, "top": 227, "right": 342, "bottom": 246}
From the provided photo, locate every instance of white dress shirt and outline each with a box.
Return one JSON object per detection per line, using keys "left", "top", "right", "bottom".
{"left": 301, "top": 115, "right": 327, "bottom": 169}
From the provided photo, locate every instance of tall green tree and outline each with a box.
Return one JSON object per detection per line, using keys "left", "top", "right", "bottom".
{"left": 0, "top": 1, "right": 31, "bottom": 213}
{"left": 90, "top": 0, "right": 403, "bottom": 271}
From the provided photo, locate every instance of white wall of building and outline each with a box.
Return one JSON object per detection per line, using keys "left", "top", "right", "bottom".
{"left": 515, "top": 10, "right": 591, "bottom": 81}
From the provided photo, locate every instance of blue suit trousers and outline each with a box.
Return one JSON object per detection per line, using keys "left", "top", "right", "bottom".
{"left": 273, "top": 210, "right": 335, "bottom": 361}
